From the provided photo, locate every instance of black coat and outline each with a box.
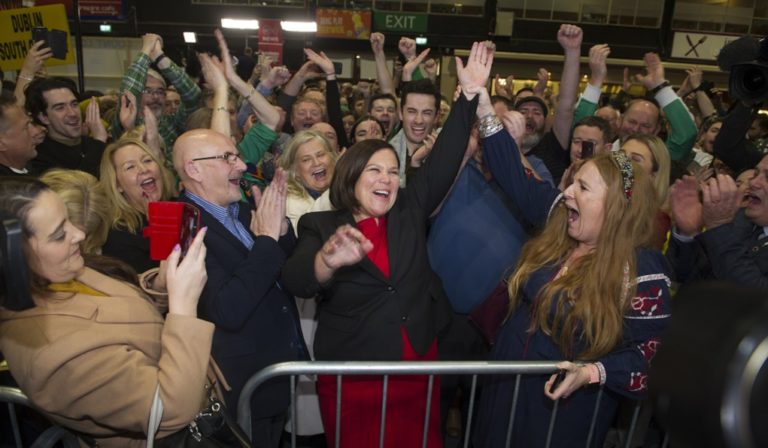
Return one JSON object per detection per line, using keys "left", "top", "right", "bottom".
{"left": 180, "top": 195, "right": 306, "bottom": 419}
{"left": 281, "top": 93, "right": 477, "bottom": 361}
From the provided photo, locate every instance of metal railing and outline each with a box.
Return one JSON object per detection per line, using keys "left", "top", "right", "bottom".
{"left": 236, "top": 360, "right": 669, "bottom": 448}
{"left": 0, "top": 386, "right": 80, "bottom": 448}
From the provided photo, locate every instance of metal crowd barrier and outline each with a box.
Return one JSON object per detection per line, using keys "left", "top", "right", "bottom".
{"left": 236, "top": 361, "right": 670, "bottom": 448}
{"left": 0, "top": 386, "right": 80, "bottom": 448}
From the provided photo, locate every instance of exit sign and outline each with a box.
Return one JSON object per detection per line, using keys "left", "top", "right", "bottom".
{"left": 373, "top": 12, "right": 427, "bottom": 33}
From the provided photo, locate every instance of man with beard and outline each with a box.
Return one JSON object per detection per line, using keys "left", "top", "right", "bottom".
{"left": 113, "top": 33, "right": 201, "bottom": 153}
{"left": 389, "top": 78, "right": 441, "bottom": 187}
{"left": 0, "top": 91, "right": 46, "bottom": 176}
{"left": 517, "top": 24, "right": 583, "bottom": 186}
{"left": 25, "top": 77, "right": 107, "bottom": 178}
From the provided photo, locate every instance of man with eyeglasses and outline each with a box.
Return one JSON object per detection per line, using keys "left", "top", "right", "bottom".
{"left": 113, "top": 33, "right": 201, "bottom": 152}
{"left": 173, "top": 128, "right": 306, "bottom": 447}
{"left": 24, "top": 76, "right": 107, "bottom": 178}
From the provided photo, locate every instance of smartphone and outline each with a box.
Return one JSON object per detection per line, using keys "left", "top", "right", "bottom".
{"left": 333, "top": 61, "right": 343, "bottom": 75}
{"left": 143, "top": 202, "right": 201, "bottom": 261}
{"left": 581, "top": 141, "right": 595, "bottom": 159}
{"left": 31, "top": 26, "right": 48, "bottom": 47}
{"left": 31, "top": 27, "right": 67, "bottom": 59}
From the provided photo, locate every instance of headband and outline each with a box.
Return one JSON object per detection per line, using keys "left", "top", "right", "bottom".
{"left": 612, "top": 152, "right": 634, "bottom": 201}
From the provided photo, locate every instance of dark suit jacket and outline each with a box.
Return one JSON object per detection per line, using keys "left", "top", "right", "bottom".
{"left": 281, "top": 93, "right": 477, "bottom": 361}
{"left": 180, "top": 194, "right": 306, "bottom": 419}
{"left": 667, "top": 209, "right": 768, "bottom": 290}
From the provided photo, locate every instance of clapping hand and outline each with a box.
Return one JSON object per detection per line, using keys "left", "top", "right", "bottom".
{"left": 319, "top": 225, "right": 374, "bottom": 272}
{"left": 250, "top": 168, "right": 289, "bottom": 240}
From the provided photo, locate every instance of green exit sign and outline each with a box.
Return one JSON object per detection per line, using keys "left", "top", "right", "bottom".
{"left": 374, "top": 12, "right": 428, "bottom": 33}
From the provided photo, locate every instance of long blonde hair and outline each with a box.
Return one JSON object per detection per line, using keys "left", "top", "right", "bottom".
{"left": 623, "top": 134, "right": 670, "bottom": 206}
{"left": 507, "top": 153, "right": 658, "bottom": 360}
{"left": 99, "top": 138, "right": 177, "bottom": 233}
{"left": 279, "top": 130, "right": 337, "bottom": 200}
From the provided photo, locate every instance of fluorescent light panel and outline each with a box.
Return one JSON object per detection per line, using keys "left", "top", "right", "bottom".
{"left": 281, "top": 21, "right": 317, "bottom": 32}
{"left": 221, "top": 18, "right": 259, "bottom": 30}
{"left": 183, "top": 32, "right": 197, "bottom": 43}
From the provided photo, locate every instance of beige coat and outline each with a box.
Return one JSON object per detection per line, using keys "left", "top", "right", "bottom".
{"left": 286, "top": 189, "right": 332, "bottom": 232}
{"left": 0, "top": 268, "right": 214, "bottom": 447}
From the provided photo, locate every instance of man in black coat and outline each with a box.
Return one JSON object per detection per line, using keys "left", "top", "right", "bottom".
{"left": 173, "top": 128, "right": 305, "bottom": 447}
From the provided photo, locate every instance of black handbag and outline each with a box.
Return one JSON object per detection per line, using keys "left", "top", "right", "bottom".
{"left": 149, "top": 384, "right": 252, "bottom": 448}
{"left": 154, "top": 397, "right": 252, "bottom": 448}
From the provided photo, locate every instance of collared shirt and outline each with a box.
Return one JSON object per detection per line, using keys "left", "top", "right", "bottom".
{"left": 184, "top": 190, "right": 254, "bottom": 250}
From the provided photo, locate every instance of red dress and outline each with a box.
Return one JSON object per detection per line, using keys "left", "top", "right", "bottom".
{"left": 317, "top": 216, "right": 443, "bottom": 448}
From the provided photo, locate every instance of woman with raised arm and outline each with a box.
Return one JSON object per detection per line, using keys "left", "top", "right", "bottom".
{"left": 471, "top": 85, "right": 673, "bottom": 447}
{"left": 281, "top": 42, "right": 492, "bottom": 448}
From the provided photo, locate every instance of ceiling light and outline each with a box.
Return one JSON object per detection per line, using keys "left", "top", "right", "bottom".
{"left": 221, "top": 18, "right": 259, "bottom": 30}
{"left": 281, "top": 21, "right": 317, "bottom": 32}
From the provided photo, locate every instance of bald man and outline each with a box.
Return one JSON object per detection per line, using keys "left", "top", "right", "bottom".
{"left": 174, "top": 129, "right": 306, "bottom": 447}
{"left": 574, "top": 51, "right": 697, "bottom": 161}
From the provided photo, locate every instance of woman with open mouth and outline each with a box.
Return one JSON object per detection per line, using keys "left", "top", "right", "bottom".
{"left": 99, "top": 137, "right": 177, "bottom": 274}
{"left": 281, "top": 41, "right": 492, "bottom": 448}
{"left": 472, "top": 86, "right": 673, "bottom": 447}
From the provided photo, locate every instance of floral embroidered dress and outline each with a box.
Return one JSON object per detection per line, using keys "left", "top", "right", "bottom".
{"left": 473, "top": 128, "right": 672, "bottom": 448}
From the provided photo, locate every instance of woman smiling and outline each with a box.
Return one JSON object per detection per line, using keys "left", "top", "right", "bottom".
{"left": 472, "top": 86, "right": 673, "bottom": 447}
{"left": 282, "top": 41, "right": 493, "bottom": 448}
{"left": 100, "top": 138, "right": 177, "bottom": 273}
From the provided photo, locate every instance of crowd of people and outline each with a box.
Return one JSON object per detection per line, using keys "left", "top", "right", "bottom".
{"left": 0, "top": 21, "right": 767, "bottom": 448}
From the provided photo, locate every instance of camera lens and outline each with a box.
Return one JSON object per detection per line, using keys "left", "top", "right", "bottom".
{"left": 743, "top": 67, "right": 767, "bottom": 93}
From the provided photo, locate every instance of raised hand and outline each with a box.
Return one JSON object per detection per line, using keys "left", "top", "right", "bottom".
{"left": 500, "top": 110, "right": 526, "bottom": 149}
{"left": 83, "top": 98, "right": 107, "bottom": 142}
{"left": 142, "top": 105, "right": 164, "bottom": 161}
{"left": 493, "top": 74, "right": 510, "bottom": 99}
{"left": 669, "top": 175, "right": 703, "bottom": 237}
{"left": 263, "top": 65, "right": 291, "bottom": 90}
{"left": 636, "top": 52, "right": 666, "bottom": 91}
{"left": 423, "top": 58, "right": 438, "bottom": 82}
{"left": 456, "top": 41, "right": 494, "bottom": 100}
{"left": 250, "top": 167, "right": 288, "bottom": 240}
{"left": 398, "top": 37, "right": 417, "bottom": 60}
{"left": 166, "top": 227, "right": 208, "bottom": 317}
{"left": 588, "top": 44, "right": 610, "bottom": 86}
{"left": 701, "top": 173, "right": 740, "bottom": 230}
{"left": 533, "top": 67, "right": 549, "bottom": 97}
{"left": 687, "top": 66, "right": 703, "bottom": 91}
{"left": 304, "top": 48, "right": 335, "bottom": 76}
{"left": 20, "top": 40, "right": 51, "bottom": 79}
{"left": 198, "top": 51, "right": 227, "bottom": 91}
{"left": 370, "top": 32, "right": 385, "bottom": 55}
{"left": 402, "top": 48, "right": 430, "bottom": 82}
{"left": 119, "top": 90, "right": 137, "bottom": 132}
{"left": 557, "top": 24, "right": 583, "bottom": 53}
{"left": 622, "top": 67, "right": 632, "bottom": 92}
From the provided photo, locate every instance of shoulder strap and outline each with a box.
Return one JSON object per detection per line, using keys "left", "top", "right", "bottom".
{"left": 146, "top": 384, "right": 163, "bottom": 447}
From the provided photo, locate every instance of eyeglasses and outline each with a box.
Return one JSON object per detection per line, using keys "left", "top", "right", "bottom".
{"left": 142, "top": 87, "right": 167, "bottom": 97}
{"left": 191, "top": 152, "right": 243, "bottom": 165}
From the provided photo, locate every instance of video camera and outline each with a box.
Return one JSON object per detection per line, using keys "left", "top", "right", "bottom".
{"left": 0, "top": 214, "right": 34, "bottom": 311}
{"left": 719, "top": 35, "right": 768, "bottom": 104}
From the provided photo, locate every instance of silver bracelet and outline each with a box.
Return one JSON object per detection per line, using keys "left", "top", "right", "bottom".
{"left": 478, "top": 114, "right": 503, "bottom": 138}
